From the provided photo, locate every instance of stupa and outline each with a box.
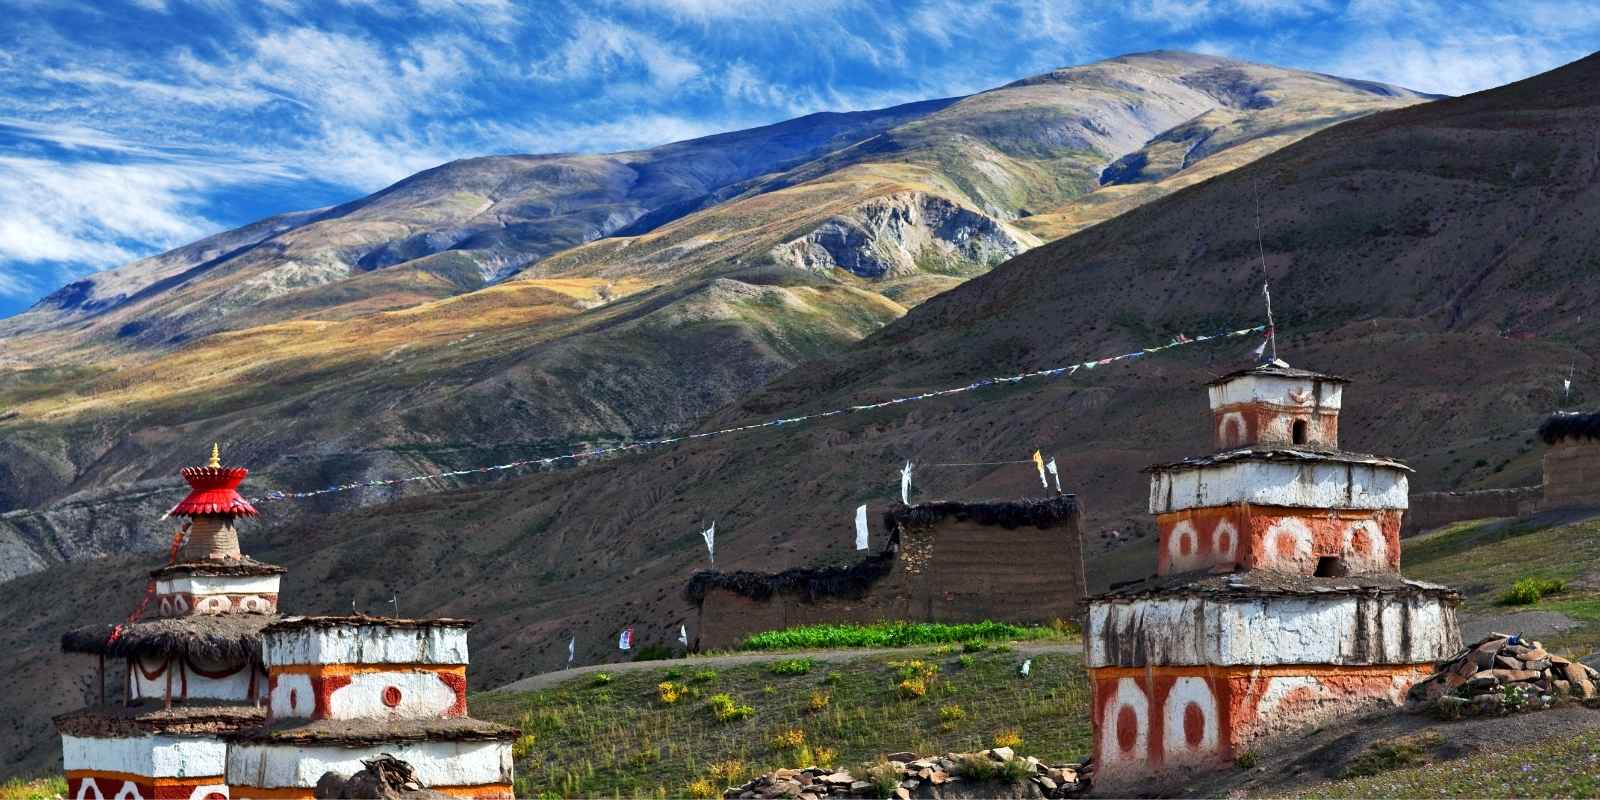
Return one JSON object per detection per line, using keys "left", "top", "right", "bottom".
{"left": 1084, "top": 361, "right": 1462, "bottom": 792}
{"left": 225, "top": 616, "right": 518, "bottom": 799}
{"left": 56, "top": 445, "right": 283, "bottom": 800}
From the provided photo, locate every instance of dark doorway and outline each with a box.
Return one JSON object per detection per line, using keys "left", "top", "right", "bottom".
{"left": 1292, "top": 419, "right": 1309, "bottom": 445}
{"left": 1314, "top": 556, "right": 1348, "bottom": 577}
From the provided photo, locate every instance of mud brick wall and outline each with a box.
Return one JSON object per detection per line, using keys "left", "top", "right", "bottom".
{"left": 1543, "top": 441, "right": 1600, "bottom": 510}
{"left": 1402, "top": 487, "right": 1541, "bottom": 536}
{"left": 694, "top": 501, "right": 1086, "bottom": 650}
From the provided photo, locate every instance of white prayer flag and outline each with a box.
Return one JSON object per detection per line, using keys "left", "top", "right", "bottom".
{"left": 679, "top": 624, "right": 689, "bottom": 647}
{"left": 900, "top": 462, "right": 914, "bottom": 505}
{"left": 1032, "top": 450, "right": 1048, "bottom": 488}
{"left": 568, "top": 636, "right": 575, "bottom": 667}
{"left": 1253, "top": 336, "right": 1269, "bottom": 359}
{"left": 855, "top": 504, "right": 869, "bottom": 550}
{"left": 702, "top": 522, "right": 716, "bottom": 563}
{"left": 1046, "top": 458, "right": 1061, "bottom": 493}
{"left": 619, "top": 626, "right": 633, "bottom": 651}
{"left": 1020, "top": 659, "right": 1032, "bottom": 677}
{"left": 1565, "top": 378, "right": 1573, "bottom": 397}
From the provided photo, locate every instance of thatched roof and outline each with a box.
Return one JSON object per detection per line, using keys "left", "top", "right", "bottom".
{"left": 884, "top": 496, "right": 1080, "bottom": 533}
{"left": 229, "top": 716, "right": 516, "bottom": 745}
{"left": 151, "top": 557, "right": 285, "bottom": 580}
{"left": 1206, "top": 359, "right": 1347, "bottom": 386}
{"left": 54, "top": 700, "right": 264, "bottom": 738}
{"left": 61, "top": 614, "right": 274, "bottom": 661}
{"left": 1539, "top": 411, "right": 1600, "bottom": 445}
{"left": 685, "top": 546, "right": 897, "bottom": 604}
{"left": 264, "top": 614, "right": 474, "bottom": 634}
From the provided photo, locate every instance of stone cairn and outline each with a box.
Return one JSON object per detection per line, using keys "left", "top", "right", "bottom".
{"left": 724, "top": 748, "right": 1085, "bottom": 800}
{"left": 1408, "top": 633, "right": 1600, "bottom": 716}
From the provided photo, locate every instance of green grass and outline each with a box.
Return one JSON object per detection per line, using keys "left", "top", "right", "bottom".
{"left": 1499, "top": 576, "right": 1569, "bottom": 606}
{"left": 739, "top": 621, "right": 1068, "bottom": 651}
{"left": 1340, "top": 733, "right": 1440, "bottom": 778}
{"left": 1293, "top": 729, "right": 1600, "bottom": 798}
{"left": 472, "top": 650, "right": 1091, "bottom": 799}
{"left": 0, "top": 776, "right": 65, "bottom": 800}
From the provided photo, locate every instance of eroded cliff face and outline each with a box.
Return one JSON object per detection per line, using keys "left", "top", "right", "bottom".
{"left": 770, "top": 192, "right": 1039, "bottom": 280}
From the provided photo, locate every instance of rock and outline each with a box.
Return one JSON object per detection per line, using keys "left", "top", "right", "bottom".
{"left": 798, "top": 773, "right": 814, "bottom": 787}
{"left": 929, "top": 772, "right": 949, "bottom": 785}
{"left": 1552, "top": 655, "right": 1572, "bottom": 666}
{"left": 1490, "top": 669, "right": 1542, "bottom": 682}
{"left": 822, "top": 773, "right": 853, "bottom": 786}
{"left": 314, "top": 771, "right": 351, "bottom": 799}
{"left": 799, "top": 794, "right": 820, "bottom": 800}
{"left": 849, "top": 782, "right": 873, "bottom": 793}
{"left": 1465, "top": 674, "right": 1500, "bottom": 691}
{"left": 989, "top": 747, "right": 1015, "bottom": 761}
{"left": 1525, "top": 647, "right": 1549, "bottom": 660}
{"left": 1523, "top": 658, "right": 1552, "bottom": 672}
{"left": 885, "top": 753, "right": 917, "bottom": 763}
{"left": 1496, "top": 655, "right": 1523, "bottom": 670}
{"left": 1472, "top": 693, "right": 1505, "bottom": 714}
{"left": 893, "top": 789, "right": 910, "bottom": 800}
{"left": 1037, "top": 776, "right": 1058, "bottom": 791}
{"left": 1453, "top": 658, "right": 1480, "bottom": 677}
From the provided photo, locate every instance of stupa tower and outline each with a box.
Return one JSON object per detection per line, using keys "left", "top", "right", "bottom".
{"left": 226, "top": 616, "right": 518, "bottom": 799}
{"left": 56, "top": 445, "right": 285, "bottom": 800}
{"left": 1084, "top": 361, "right": 1463, "bottom": 792}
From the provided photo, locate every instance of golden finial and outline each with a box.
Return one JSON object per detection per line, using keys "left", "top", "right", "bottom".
{"left": 208, "top": 442, "right": 221, "bottom": 468}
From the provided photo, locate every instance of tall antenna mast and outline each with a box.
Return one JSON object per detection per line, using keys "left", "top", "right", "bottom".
{"left": 1255, "top": 186, "right": 1278, "bottom": 362}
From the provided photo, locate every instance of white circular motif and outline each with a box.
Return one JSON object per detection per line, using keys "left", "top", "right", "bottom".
{"left": 1262, "top": 518, "right": 1315, "bottom": 571}
{"left": 75, "top": 778, "right": 106, "bottom": 800}
{"left": 1166, "top": 521, "right": 1201, "bottom": 572}
{"left": 1101, "top": 678, "right": 1150, "bottom": 765}
{"left": 1342, "top": 520, "right": 1389, "bottom": 572}
{"left": 1217, "top": 412, "right": 1247, "bottom": 447}
{"left": 1162, "top": 677, "right": 1220, "bottom": 760}
{"left": 1212, "top": 519, "right": 1238, "bottom": 563}
{"left": 112, "top": 780, "right": 144, "bottom": 800}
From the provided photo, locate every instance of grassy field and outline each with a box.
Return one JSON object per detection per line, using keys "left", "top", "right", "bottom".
{"left": 472, "top": 648, "right": 1091, "bottom": 799}
{"left": 1291, "top": 729, "right": 1600, "bottom": 799}
{"left": 738, "top": 621, "right": 1070, "bottom": 651}
{"left": 0, "top": 776, "right": 64, "bottom": 800}
{"left": 1403, "top": 516, "right": 1600, "bottom": 655}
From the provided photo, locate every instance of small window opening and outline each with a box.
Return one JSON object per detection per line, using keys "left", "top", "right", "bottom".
{"left": 1314, "top": 556, "right": 1347, "bottom": 577}
{"left": 1292, "top": 419, "right": 1309, "bottom": 445}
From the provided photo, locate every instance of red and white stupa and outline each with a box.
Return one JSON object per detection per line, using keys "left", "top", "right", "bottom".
{"left": 225, "top": 616, "right": 518, "bottom": 799}
{"left": 1084, "top": 361, "right": 1462, "bottom": 792}
{"left": 56, "top": 445, "right": 284, "bottom": 800}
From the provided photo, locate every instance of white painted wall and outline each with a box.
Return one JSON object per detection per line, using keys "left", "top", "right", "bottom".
{"left": 62, "top": 735, "right": 225, "bottom": 779}
{"left": 226, "top": 740, "right": 510, "bottom": 788}
{"left": 329, "top": 671, "right": 459, "bottom": 719}
{"left": 128, "top": 656, "right": 257, "bottom": 702}
{"left": 264, "top": 625, "right": 468, "bottom": 667}
{"left": 1148, "top": 460, "right": 1409, "bottom": 513}
{"left": 154, "top": 575, "right": 281, "bottom": 596}
{"left": 1087, "top": 593, "right": 1459, "bottom": 668}
{"left": 1208, "top": 375, "right": 1342, "bottom": 410}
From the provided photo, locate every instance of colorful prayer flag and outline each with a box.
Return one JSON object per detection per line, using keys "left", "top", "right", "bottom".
{"left": 619, "top": 626, "right": 633, "bottom": 651}
{"left": 1032, "top": 450, "right": 1047, "bottom": 488}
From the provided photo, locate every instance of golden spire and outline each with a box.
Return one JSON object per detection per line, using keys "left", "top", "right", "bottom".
{"left": 208, "top": 442, "right": 222, "bottom": 468}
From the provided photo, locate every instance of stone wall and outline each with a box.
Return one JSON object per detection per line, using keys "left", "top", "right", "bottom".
{"left": 1542, "top": 441, "right": 1600, "bottom": 511}
{"left": 1401, "top": 487, "right": 1541, "bottom": 537}
{"left": 691, "top": 498, "right": 1085, "bottom": 651}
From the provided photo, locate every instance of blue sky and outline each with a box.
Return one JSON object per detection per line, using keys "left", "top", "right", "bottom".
{"left": 0, "top": 0, "right": 1594, "bottom": 319}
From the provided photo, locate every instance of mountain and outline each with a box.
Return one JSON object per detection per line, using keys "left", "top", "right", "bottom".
{"left": 0, "top": 52, "right": 1432, "bottom": 585}
{"left": 3, "top": 50, "right": 1596, "bottom": 778}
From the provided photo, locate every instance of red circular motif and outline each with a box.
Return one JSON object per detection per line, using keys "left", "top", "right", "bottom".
{"left": 382, "top": 686, "right": 403, "bottom": 707}
{"left": 1115, "top": 706, "right": 1138, "bottom": 751}
{"left": 288, "top": 688, "right": 297, "bottom": 710}
{"left": 1183, "top": 703, "right": 1206, "bottom": 747}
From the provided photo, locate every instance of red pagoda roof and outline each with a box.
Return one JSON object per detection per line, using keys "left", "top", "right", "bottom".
{"left": 167, "top": 445, "right": 258, "bottom": 518}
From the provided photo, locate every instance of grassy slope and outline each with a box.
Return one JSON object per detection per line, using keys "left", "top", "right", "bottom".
{"left": 472, "top": 648, "right": 1089, "bottom": 799}
{"left": 1290, "top": 729, "right": 1600, "bottom": 799}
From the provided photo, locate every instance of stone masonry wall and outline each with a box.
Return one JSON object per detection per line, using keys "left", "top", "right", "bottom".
{"left": 1543, "top": 441, "right": 1600, "bottom": 511}
{"left": 695, "top": 512, "right": 1085, "bottom": 650}
{"left": 1401, "top": 487, "right": 1542, "bottom": 537}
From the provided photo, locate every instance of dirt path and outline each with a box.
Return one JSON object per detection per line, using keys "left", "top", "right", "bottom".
{"left": 491, "top": 641, "right": 1083, "bottom": 694}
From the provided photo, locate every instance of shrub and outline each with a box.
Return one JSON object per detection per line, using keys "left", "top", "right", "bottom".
{"left": 708, "top": 760, "right": 748, "bottom": 783}
{"left": 812, "top": 746, "right": 837, "bottom": 767}
{"left": 897, "top": 677, "right": 927, "bottom": 699}
{"left": 768, "top": 658, "right": 814, "bottom": 676}
{"left": 808, "top": 689, "right": 831, "bottom": 712}
{"left": 937, "top": 704, "right": 966, "bottom": 732}
{"left": 957, "top": 654, "right": 977, "bottom": 669}
{"left": 685, "top": 777, "right": 718, "bottom": 799}
{"left": 740, "top": 621, "right": 1053, "bottom": 651}
{"left": 632, "top": 644, "right": 675, "bottom": 662}
{"left": 930, "top": 644, "right": 955, "bottom": 657}
{"left": 690, "top": 669, "right": 719, "bottom": 683}
{"left": 512, "top": 732, "right": 537, "bottom": 759}
{"left": 772, "top": 728, "right": 807, "bottom": 748}
{"left": 961, "top": 640, "right": 989, "bottom": 653}
{"left": 707, "top": 693, "right": 754, "bottom": 723}
{"left": 824, "top": 672, "right": 842, "bottom": 685}
{"left": 993, "top": 729, "right": 1023, "bottom": 749}
{"left": 1499, "top": 576, "right": 1567, "bottom": 605}
{"left": 657, "top": 681, "right": 685, "bottom": 705}
{"left": 663, "top": 668, "right": 684, "bottom": 680}
{"left": 1236, "top": 751, "right": 1259, "bottom": 769}
{"left": 889, "top": 659, "right": 939, "bottom": 681}
{"left": 865, "top": 761, "right": 901, "bottom": 798}
{"left": 590, "top": 672, "right": 613, "bottom": 686}
{"left": 956, "top": 753, "right": 1031, "bottom": 782}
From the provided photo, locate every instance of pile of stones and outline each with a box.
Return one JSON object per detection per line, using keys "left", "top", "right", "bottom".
{"left": 723, "top": 748, "right": 1085, "bottom": 799}
{"left": 1408, "top": 633, "right": 1600, "bottom": 716}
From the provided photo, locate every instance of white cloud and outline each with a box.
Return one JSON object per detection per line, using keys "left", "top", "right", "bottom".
{"left": 530, "top": 18, "right": 704, "bottom": 90}
{"left": 1322, "top": 31, "right": 1574, "bottom": 95}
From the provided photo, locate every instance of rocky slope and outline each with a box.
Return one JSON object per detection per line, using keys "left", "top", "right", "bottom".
{"left": 2, "top": 50, "right": 1595, "bottom": 778}
{"left": 0, "top": 52, "right": 1428, "bottom": 581}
